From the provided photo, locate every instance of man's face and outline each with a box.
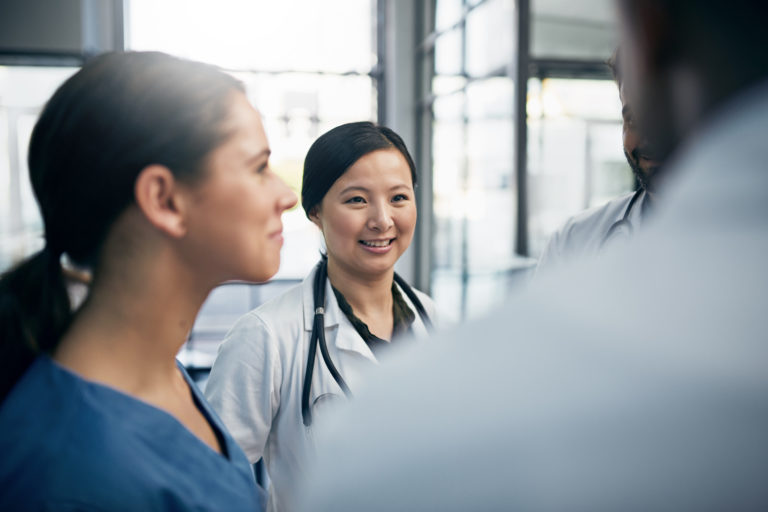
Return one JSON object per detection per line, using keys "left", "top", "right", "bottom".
{"left": 617, "top": 1, "right": 678, "bottom": 172}
{"left": 619, "top": 81, "right": 661, "bottom": 192}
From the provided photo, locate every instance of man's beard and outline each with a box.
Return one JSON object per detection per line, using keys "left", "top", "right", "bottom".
{"left": 624, "top": 149, "right": 659, "bottom": 193}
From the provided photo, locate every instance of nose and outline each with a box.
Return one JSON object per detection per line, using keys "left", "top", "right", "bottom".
{"left": 366, "top": 200, "right": 394, "bottom": 232}
{"left": 623, "top": 120, "right": 638, "bottom": 155}
{"left": 275, "top": 177, "right": 298, "bottom": 212}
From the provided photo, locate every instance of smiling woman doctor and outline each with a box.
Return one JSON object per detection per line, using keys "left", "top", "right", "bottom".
{"left": 205, "top": 121, "right": 435, "bottom": 512}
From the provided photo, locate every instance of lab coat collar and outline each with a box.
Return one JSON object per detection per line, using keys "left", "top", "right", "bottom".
{"left": 394, "top": 280, "right": 431, "bottom": 338}
{"left": 300, "top": 262, "right": 429, "bottom": 362}
{"left": 301, "top": 263, "right": 340, "bottom": 332}
{"left": 626, "top": 189, "right": 647, "bottom": 227}
{"left": 301, "top": 264, "right": 377, "bottom": 364}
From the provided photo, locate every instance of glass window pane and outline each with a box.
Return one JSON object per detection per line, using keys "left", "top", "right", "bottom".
{"left": 0, "top": 66, "right": 77, "bottom": 272}
{"left": 128, "top": 0, "right": 376, "bottom": 73}
{"left": 432, "top": 118, "right": 465, "bottom": 269}
{"left": 467, "top": 119, "right": 513, "bottom": 188}
{"left": 466, "top": 119, "right": 515, "bottom": 267}
{"left": 465, "top": 0, "right": 514, "bottom": 77}
{"left": 432, "top": 75, "right": 467, "bottom": 96}
{"left": 429, "top": 0, "right": 521, "bottom": 320}
{"left": 435, "top": 0, "right": 465, "bottom": 32}
{"left": 531, "top": 0, "right": 617, "bottom": 60}
{"left": 434, "top": 28, "right": 463, "bottom": 77}
{"left": 466, "top": 77, "right": 514, "bottom": 119}
{"left": 433, "top": 92, "right": 464, "bottom": 122}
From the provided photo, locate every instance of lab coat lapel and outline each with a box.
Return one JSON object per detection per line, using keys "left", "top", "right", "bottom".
{"left": 396, "top": 281, "right": 431, "bottom": 338}
{"left": 301, "top": 264, "right": 377, "bottom": 364}
{"left": 301, "top": 264, "right": 339, "bottom": 332}
{"left": 330, "top": 294, "right": 378, "bottom": 365}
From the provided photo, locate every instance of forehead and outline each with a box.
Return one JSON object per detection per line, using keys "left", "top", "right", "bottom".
{"left": 333, "top": 148, "right": 412, "bottom": 188}
{"left": 217, "top": 92, "right": 268, "bottom": 154}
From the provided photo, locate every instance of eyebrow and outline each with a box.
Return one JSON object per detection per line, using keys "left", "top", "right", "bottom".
{"left": 245, "top": 149, "right": 271, "bottom": 165}
{"left": 339, "top": 184, "right": 412, "bottom": 195}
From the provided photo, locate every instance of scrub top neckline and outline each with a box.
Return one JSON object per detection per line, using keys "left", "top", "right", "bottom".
{"left": 40, "top": 355, "right": 232, "bottom": 461}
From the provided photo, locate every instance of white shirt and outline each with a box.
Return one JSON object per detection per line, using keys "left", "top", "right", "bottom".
{"left": 300, "top": 81, "right": 768, "bottom": 510}
{"left": 204, "top": 265, "right": 435, "bottom": 512}
{"left": 536, "top": 189, "right": 647, "bottom": 274}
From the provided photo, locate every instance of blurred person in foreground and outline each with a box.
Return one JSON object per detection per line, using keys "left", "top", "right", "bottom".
{"left": 299, "top": 0, "right": 768, "bottom": 509}
{"left": 536, "top": 48, "right": 662, "bottom": 272}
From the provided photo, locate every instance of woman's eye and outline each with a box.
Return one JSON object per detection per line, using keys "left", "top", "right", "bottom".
{"left": 256, "top": 162, "right": 268, "bottom": 174}
{"left": 345, "top": 196, "right": 365, "bottom": 204}
{"left": 392, "top": 194, "right": 409, "bottom": 202}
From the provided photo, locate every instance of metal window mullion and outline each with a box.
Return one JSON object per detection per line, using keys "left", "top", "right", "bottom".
{"left": 376, "top": 0, "right": 386, "bottom": 123}
{"left": 514, "top": 0, "right": 530, "bottom": 256}
{"left": 415, "top": 0, "right": 436, "bottom": 293}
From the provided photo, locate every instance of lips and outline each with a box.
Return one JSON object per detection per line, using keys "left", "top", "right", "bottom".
{"left": 268, "top": 226, "right": 284, "bottom": 242}
{"left": 360, "top": 238, "right": 395, "bottom": 247}
{"left": 637, "top": 154, "right": 659, "bottom": 163}
{"left": 633, "top": 146, "right": 661, "bottom": 163}
{"left": 360, "top": 239, "right": 394, "bottom": 247}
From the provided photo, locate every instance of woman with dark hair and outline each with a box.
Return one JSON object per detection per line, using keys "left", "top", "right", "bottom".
{"left": 0, "top": 51, "right": 297, "bottom": 510}
{"left": 205, "top": 121, "right": 435, "bottom": 511}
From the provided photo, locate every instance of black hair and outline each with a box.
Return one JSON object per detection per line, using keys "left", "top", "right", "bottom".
{"left": 301, "top": 121, "right": 417, "bottom": 217}
{"left": 619, "top": 0, "right": 768, "bottom": 90}
{"left": 0, "top": 51, "right": 244, "bottom": 401}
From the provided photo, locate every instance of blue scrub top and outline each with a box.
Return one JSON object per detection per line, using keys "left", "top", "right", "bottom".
{"left": 0, "top": 356, "right": 262, "bottom": 511}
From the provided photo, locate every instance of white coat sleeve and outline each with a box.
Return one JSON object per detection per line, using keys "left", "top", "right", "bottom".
{"left": 204, "top": 312, "right": 282, "bottom": 463}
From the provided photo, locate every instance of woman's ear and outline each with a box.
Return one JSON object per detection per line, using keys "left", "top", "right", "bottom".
{"left": 308, "top": 206, "right": 323, "bottom": 231}
{"left": 134, "top": 165, "right": 188, "bottom": 238}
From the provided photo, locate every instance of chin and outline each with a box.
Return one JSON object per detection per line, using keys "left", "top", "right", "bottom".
{"left": 246, "top": 262, "right": 280, "bottom": 284}
{"left": 362, "top": 258, "right": 399, "bottom": 276}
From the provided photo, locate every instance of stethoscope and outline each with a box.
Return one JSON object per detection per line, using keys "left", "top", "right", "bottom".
{"left": 301, "top": 257, "right": 433, "bottom": 426}
{"left": 599, "top": 188, "right": 645, "bottom": 248}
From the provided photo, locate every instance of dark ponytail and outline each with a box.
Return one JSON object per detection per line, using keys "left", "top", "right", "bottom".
{"left": 0, "top": 249, "right": 70, "bottom": 399}
{"left": 0, "top": 51, "right": 244, "bottom": 401}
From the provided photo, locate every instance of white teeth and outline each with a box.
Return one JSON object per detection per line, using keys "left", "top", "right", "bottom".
{"left": 361, "top": 240, "right": 391, "bottom": 247}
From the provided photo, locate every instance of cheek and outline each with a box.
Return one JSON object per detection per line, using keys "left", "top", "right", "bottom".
{"left": 396, "top": 206, "right": 418, "bottom": 236}
{"left": 323, "top": 210, "right": 361, "bottom": 244}
{"left": 623, "top": 125, "right": 635, "bottom": 152}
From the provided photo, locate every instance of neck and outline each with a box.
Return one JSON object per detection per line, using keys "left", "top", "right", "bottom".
{"left": 54, "top": 247, "right": 212, "bottom": 398}
{"left": 326, "top": 257, "right": 393, "bottom": 319}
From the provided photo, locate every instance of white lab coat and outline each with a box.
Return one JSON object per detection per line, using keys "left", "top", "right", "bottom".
{"left": 301, "top": 81, "right": 768, "bottom": 510}
{"left": 536, "top": 190, "right": 647, "bottom": 274}
{"left": 205, "top": 265, "right": 435, "bottom": 512}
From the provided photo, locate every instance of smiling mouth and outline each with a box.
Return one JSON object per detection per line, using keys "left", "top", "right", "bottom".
{"left": 360, "top": 239, "right": 394, "bottom": 247}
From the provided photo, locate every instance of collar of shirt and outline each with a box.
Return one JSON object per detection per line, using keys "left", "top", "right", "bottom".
{"left": 331, "top": 282, "right": 416, "bottom": 355}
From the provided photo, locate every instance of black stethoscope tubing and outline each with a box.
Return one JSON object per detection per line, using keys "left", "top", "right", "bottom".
{"left": 600, "top": 188, "right": 644, "bottom": 248}
{"left": 301, "top": 258, "right": 432, "bottom": 426}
